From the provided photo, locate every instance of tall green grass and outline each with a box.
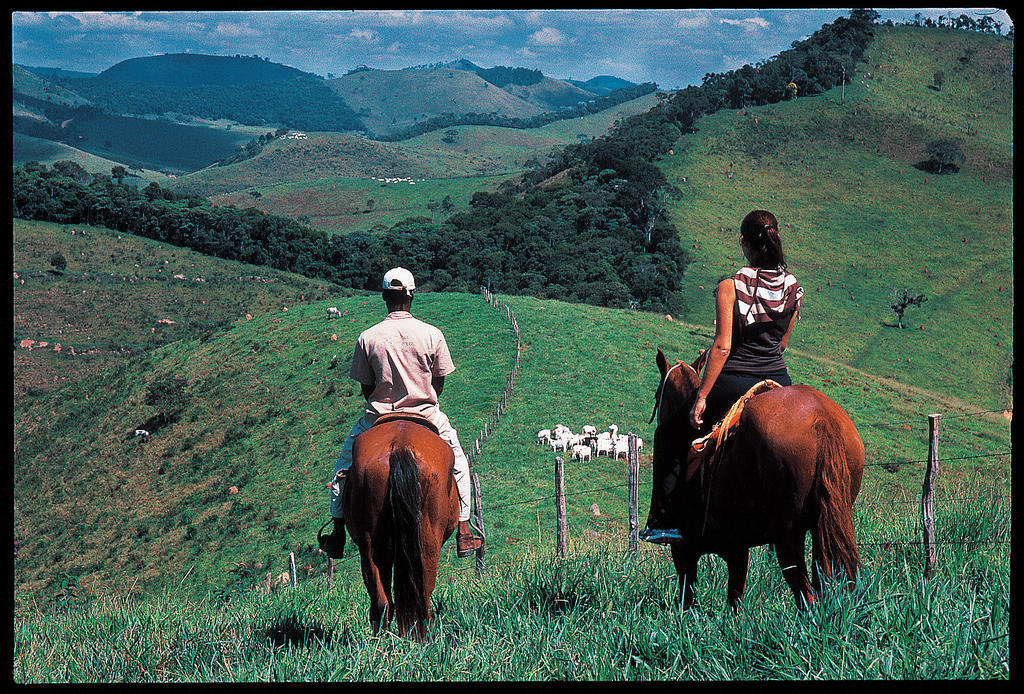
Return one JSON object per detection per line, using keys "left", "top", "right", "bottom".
{"left": 13, "top": 474, "right": 1008, "bottom": 681}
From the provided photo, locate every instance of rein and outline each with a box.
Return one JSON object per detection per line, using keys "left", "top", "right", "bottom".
{"left": 649, "top": 360, "right": 697, "bottom": 424}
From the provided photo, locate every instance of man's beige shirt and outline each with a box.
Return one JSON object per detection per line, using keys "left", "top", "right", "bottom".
{"left": 350, "top": 310, "right": 456, "bottom": 418}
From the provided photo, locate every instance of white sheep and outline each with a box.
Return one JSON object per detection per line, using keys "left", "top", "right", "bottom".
{"left": 571, "top": 443, "right": 592, "bottom": 462}
{"left": 550, "top": 435, "right": 570, "bottom": 452}
{"left": 327, "top": 307, "right": 342, "bottom": 319}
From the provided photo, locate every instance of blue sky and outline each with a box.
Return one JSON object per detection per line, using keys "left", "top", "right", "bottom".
{"left": 10, "top": 9, "right": 1014, "bottom": 89}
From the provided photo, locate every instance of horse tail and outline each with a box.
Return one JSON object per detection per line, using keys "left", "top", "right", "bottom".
{"left": 811, "top": 418, "right": 861, "bottom": 589}
{"left": 386, "top": 443, "right": 428, "bottom": 636}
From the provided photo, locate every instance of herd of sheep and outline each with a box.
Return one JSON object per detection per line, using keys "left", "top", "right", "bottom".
{"left": 537, "top": 423, "right": 643, "bottom": 461}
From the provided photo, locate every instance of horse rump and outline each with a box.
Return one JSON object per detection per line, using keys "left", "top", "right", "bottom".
{"left": 386, "top": 443, "right": 429, "bottom": 636}
{"left": 811, "top": 418, "right": 861, "bottom": 592}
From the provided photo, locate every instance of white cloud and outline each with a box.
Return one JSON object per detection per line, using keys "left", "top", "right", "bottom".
{"left": 214, "top": 22, "right": 260, "bottom": 39}
{"left": 349, "top": 28, "right": 377, "bottom": 42}
{"left": 673, "top": 12, "right": 712, "bottom": 30}
{"left": 528, "top": 27, "right": 568, "bottom": 47}
{"left": 720, "top": 17, "right": 770, "bottom": 32}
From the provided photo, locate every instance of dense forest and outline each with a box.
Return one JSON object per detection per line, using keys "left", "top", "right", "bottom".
{"left": 94, "top": 53, "right": 316, "bottom": 86}
{"left": 13, "top": 10, "right": 884, "bottom": 316}
{"left": 47, "top": 76, "right": 367, "bottom": 134}
{"left": 476, "top": 66, "right": 545, "bottom": 88}
{"left": 11, "top": 159, "right": 689, "bottom": 312}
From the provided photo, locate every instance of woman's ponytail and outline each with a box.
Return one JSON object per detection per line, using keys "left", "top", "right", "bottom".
{"left": 740, "top": 210, "right": 787, "bottom": 270}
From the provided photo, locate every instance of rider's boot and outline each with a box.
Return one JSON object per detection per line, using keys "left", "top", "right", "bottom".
{"left": 317, "top": 516, "right": 347, "bottom": 559}
{"left": 456, "top": 519, "right": 484, "bottom": 557}
{"left": 318, "top": 469, "right": 348, "bottom": 558}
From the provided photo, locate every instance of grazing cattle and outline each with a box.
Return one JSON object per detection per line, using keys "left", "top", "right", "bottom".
{"left": 595, "top": 434, "right": 613, "bottom": 457}
{"left": 550, "top": 435, "right": 570, "bottom": 452}
{"left": 613, "top": 436, "right": 629, "bottom": 459}
{"left": 327, "top": 307, "right": 342, "bottom": 319}
{"left": 133, "top": 429, "right": 150, "bottom": 443}
{"left": 581, "top": 425, "right": 598, "bottom": 443}
{"left": 537, "top": 429, "right": 551, "bottom": 446}
{"left": 571, "top": 443, "right": 592, "bottom": 462}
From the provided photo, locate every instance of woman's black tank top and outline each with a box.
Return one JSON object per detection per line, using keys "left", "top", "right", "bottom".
{"left": 722, "top": 309, "right": 792, "bottom": 375}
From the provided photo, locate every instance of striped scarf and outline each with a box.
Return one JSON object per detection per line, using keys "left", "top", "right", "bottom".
{"left": 734, "top": 266, "right": 803, "bottom": 326}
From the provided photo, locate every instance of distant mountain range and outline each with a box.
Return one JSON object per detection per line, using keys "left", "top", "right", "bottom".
{"left": 12, "top": 52, "right": 651, "bottom": 172}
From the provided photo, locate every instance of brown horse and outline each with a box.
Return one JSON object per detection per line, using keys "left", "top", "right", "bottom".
{"left": 343, "top": 415, "right": 459, "bottom": 639}
{"left": 651, "top": 348, "right": 864, "bottom": 610}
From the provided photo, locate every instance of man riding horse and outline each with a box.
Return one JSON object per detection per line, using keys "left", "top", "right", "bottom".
{"left": 318, "top": 267, "right": 484, "bottom": 559}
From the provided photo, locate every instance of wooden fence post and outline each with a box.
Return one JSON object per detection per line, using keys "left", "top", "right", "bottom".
{"left": 922, "top": 413, "right": 942, "bottom": 581}
{"left": 288, "top": 552, "right": 297, "bottom": 589}
{"left": 471, "top": 472, "right": 486, "bottom": 577}
{"left": 555, "top": 456, "right": 567, "bottom": 558}
{"left": 628, "top": 433, "right": 639, "bottom": 555}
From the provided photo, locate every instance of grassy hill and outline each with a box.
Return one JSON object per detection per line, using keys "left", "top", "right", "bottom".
{"left": 502, "top": 75, "right": 599, "bottom": 111}
{"left": 172, "top": 92, "right": 661, "bottom": 235}
{"left": 12, "top": 219, "right": 348, "bottom": 403}
{"left": 11, "top": 133, "right": 173, "bottom": 183}
{"left": 13, "top": 64, "right": 92, "bottom": 108}
{"left": 327, "top": 67, "right": 545, "bottom": 138}
{"left": 96, "top": 53, "right": 317, "bottom": 86}
{"left": 657, "top": 24, "right": 1012, "bottom": 412}
{"left": 13, "top": 284, "right": 1011, "bottom": 601}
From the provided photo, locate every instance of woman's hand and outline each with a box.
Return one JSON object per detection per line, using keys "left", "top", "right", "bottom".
{"left": 690, "top": 397, "right": 706, "bottom": 429}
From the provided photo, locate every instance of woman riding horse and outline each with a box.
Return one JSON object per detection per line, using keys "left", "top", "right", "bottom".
{"left": 642, "top": 209, "right": 804, "bottom": 544}
{"left": 640, "top": 210, "right": 863, "bottom": 609}
{"left": 647, "top": 349, "right": 864, "bottom": 609}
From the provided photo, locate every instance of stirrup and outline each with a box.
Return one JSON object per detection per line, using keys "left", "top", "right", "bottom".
{"left": 456, "top": 532, "right": 483, "bottom": 557}
{"left": 639, "top": 527, "right": 684, "bottom": 544}
{"left": 317, "top": 518, "right": 346, "bottom": 559}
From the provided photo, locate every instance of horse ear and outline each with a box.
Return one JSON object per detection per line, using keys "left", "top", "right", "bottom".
{"left": 656, "top": 348, "right": 668, "bottom": 377}
{"left": 692, "top": 348, "right": 709, "bottom": 377}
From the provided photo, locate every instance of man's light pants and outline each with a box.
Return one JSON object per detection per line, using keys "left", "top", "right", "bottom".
{"left": 330, "top": 410, "right": 472, "bottom": 522}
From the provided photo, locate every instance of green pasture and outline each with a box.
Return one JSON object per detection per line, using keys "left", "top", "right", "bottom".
{"left": 12, "top": 219, "right": 344, "bottom": 400}
{"left": 13, "top": 497, "right": 1010, "bottom": 680}
{"left": 209, "top": 174, "right": 512, "bottom": 236}
{"left": 13, "top": 290, "right": 1010, "bottom": 680}
{"left": 177, "top": 92, "right": 663, "bottom": 231}
{"left": 13, "top": 290, "right": 1010, "bottom": 603}
{"left": 12, "top": 133, "right": 171, "bottom": 184}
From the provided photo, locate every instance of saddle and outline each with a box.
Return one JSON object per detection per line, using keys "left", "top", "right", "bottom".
{"left": 372, "top": 411, "right": 440, "bottom": 435}
{"left": 683, "top": 379, "right": 783, "bottom": 484}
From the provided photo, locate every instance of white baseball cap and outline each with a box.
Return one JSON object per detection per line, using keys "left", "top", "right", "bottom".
{"left": 382, "top": 267, "right": 416, "bottom": 295}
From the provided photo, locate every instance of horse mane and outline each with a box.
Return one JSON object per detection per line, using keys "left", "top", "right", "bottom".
{"left": 386, "top": 444, "right": 428, "bottom": 636}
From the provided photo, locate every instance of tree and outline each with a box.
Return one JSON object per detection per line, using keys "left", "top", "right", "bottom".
{"left": 889, "top": 289, "right": 927, "bottom": 329}
{"left": 924, "top": 138, "right": 965, "bottom": 174}
{"left": 49, "top": 252, "right": 67, "bottom": 274}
